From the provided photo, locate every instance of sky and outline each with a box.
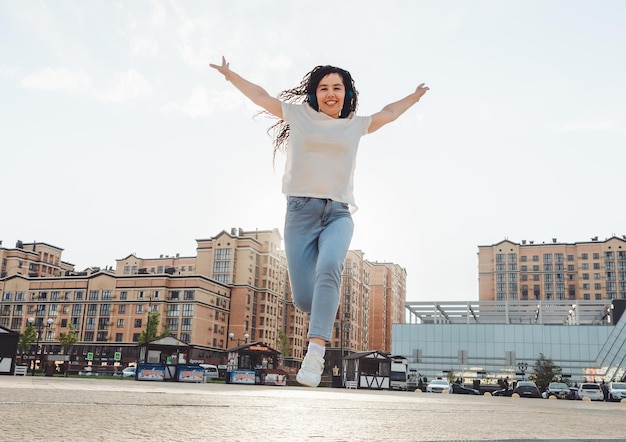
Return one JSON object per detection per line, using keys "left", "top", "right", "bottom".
{"left": 2, "top": 1, "right": 626, "bottom": 302}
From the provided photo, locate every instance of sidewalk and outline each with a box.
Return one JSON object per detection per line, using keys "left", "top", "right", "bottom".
{"left": 1, "top": 376, "right": 624, "bottom": 441}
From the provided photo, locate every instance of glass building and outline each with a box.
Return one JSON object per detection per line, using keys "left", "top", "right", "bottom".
{"left": 392, "top": 299, "right": 626, "bottom": 384}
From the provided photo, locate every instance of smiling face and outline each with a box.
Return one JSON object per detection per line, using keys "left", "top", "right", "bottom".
{"left": 315, "top": 73, "right": 346, "bottom": 119}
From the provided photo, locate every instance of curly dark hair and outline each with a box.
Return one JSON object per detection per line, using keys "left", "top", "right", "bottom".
{"left": 264, "top": 65, "right": 359, "bottom": 165}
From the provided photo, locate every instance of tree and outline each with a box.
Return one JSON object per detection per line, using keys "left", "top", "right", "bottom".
{"left": 137, "top": 311, "right": 169, "bottom": 344}
{"left": 59, "top": 324, "right": 78, "bottom": 376}
{"left": 18, "top": 324, "right": 37, "bottom": 356}
{"left": 528, "top": 353, "right": 562, "bottom": 391}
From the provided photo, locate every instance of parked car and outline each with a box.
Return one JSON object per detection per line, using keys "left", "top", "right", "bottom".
{"left": 543, "top": 382, "right": 570, "bottom": 399}
{"left": 607, "top": 382, "right": 626, "bottom": 401}
{"left": 122, "top": 366, "right": 136, "bottom": 378}
{"left": 427, "top": 379, "right": 452, "bottom": 393}
{"left": 493, "top": 387, "right": 514, "bottom": 397}
{"left": 578, "top": 383, "right": 603, "bottom": 401}
{"left": 513, "top": 381, "right": 542, "bottom": 398}
{"left": 568, "top": 387, "right": 580, "bottom": 400}
{"left": 199, "top": 364, "right": 219, "bottom": 381}
{"left": 451, "top": 383, "right": 480, "bottom": 395}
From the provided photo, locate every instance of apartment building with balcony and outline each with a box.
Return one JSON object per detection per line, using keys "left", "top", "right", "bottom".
{"left": 369, "top": 262, "right": 407, "bottom": 353}
{"left": 478, "top": 235, "right": 626, "bottom": 302}
{"left": 1, "top": 230, "right": 406, "bottom": 372}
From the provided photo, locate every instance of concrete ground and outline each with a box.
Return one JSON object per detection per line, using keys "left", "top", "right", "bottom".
{"left": 0, "top": 376, "right": 624, "bottom": 442}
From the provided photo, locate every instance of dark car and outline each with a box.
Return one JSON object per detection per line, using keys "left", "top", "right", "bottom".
{"left": 544, "top": 382, "right": 570, "bottom": 399}
{"left": 451, "top": 383, "right": 480, "bottom": 395}
{"left": 514, "top": 381, "right": 542, "bottom": 398}
{"left": 492, "top": 387, "right": 514, "bottom": 397}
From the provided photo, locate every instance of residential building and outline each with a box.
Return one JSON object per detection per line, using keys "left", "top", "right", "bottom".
{"left": 1, "top": 230, "right": 405, "bottom": 373}
{"left": 478, "top": 236, "right": 626, "bottom": 302}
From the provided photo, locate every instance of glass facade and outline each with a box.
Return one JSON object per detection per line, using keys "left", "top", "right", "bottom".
{"left": 393, "top": 302, "right": 626, "bottom": 384}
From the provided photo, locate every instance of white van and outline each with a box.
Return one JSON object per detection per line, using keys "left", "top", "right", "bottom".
{"left": 199, "top": 364, "right": 219, "bottom": 381}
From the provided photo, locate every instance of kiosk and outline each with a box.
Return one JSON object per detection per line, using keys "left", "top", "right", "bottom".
{"left": 136, "top": 336, "right": 203, "bottom": 382}
{"left": 226, "top": 342, "right": 287, "bottom": 385}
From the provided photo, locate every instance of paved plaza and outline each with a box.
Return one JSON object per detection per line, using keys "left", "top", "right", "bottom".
{"left": 0, "top": 376, "right": 624, "bottom": 442}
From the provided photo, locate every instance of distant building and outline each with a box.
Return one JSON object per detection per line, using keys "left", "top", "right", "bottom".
{"left": 393, "top": 235, "right": 626, "bottom": 385}
{"left": 478, "top": 236, "right": 626, "bottom": 302}
{"left": 1, "top": 231, "right": 405, "bottom": 371}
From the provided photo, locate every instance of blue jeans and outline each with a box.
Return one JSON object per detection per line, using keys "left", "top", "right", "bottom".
{"left": 284, "top": 196, "right": 354, "bottom": 342}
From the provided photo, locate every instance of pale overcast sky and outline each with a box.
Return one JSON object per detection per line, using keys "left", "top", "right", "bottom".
{"left": 2, "top": 1, "right": 625, "bottom": 302}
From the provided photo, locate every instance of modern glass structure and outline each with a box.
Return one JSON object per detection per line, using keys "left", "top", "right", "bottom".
{"left": 392, "top": 300, "right": 626, "bottom": 384}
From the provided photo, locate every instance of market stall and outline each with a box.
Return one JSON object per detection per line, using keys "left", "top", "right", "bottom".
{"left": 226, "top": 342, "right": 287, "bottom": 385}
{"left": 136, "top": 336, "right": 203, "bottom": 382}
{"left": 343, "top": 351, "right": 391, "bottom": 390}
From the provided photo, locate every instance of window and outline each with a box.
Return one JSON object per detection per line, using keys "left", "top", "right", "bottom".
{"left": 521, "top": 256, "right": 527, "bottom": 262}
{"left": 134, "top": 319, "right": 142, "bottom": 328}
{"left": 183, "top": 304, "right": 194, "bottom": 317}
{"left": 120, "top": 291, "right": 128, "bottom": 300}
{"left": 521, "top": 265, "right": 527, "bottom": 272}
{"left": 74, "top": 291, "right": 84, "bottom": 300}
{"left": 124, "top": 265, "right": 130, "bottom": 275}
{"left": 84, "top": 332, "right": 94, "bottom": 342}
{"left": 594, "top": 273, "right": 601, "bottom": 280}
{"left": 182, "top": 318, "right": 192, "bottom": 331}
{"left": 544, "top": 264, "right": 552, "bottom": 272}
{"left": 102, "top": 290, "right": 113, "bottom": 300}
{"left": 132, "top": 333, "right": 140, "bottom": 342}
{"left": 581, "top": 253, "right": 588, "bottom": 260}
{"left": 166, "top": 318, "right": 179, "bottom": 330}
{"left": 136, "top": 305, "right": 144, "bottom": 314}
{"left": 543, "top": 254, "right": 552, "bottom": 263}
{"left": 215, "top": 248, "right": 232, "bottom": 260}
{"left": 87, "top": 305, "right": 97, "bottom": 316}
{"left": 555, "top": 253, "right": 564, "bottom": 263}
{"left": 2, "top": 292, "right": 12, "bottom": 301}
{"left": 115, "top": 333, "right": 123, "bottom": 342}
{"left": 184, "top": 290, "right": 195, "bottom": 300}
{"left": 582, "top": 263, "right": 589, "bottom": 270}
{"left": 89, "top": 290, "right": 98, "bottom": 300}
{"left": 117, "top": 319, "right": 124, "bottom": 327}
{"left": 167, "top": 305, "right": 180, "bottom": 316}
{"left": 508, "top": 253, "right": 517, "bottom": 262}
{"left": 594, "top": 263, "right": 601, "bottom": 270}
{"left": 568, "top": 265, "right": 575, "bottom": 272}
{"left": 16, "top": 292, "right": 25, "bottom": 301}
{"left": 118, "top": 305, "right": 126, "bottom": 314}
{"left": 567, "top": 254, "right": 574, "bottom": 261}
{"left": 533, "top": 255, "right": 539, "bottom": 262}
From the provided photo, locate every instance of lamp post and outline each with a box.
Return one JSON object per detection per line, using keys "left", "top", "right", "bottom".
{"left": 517, "top": 362, "right": 528, "bottom": 381}
{"left": 28, "top": 317, "right": 54, "bottom": 376}
{"left": 229, "top": 332, "right": 249, "bottom": 346}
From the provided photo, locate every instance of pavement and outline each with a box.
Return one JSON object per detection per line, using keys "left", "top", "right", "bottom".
{"left": 1, "top": 376, "right": 625, "bottom": 442}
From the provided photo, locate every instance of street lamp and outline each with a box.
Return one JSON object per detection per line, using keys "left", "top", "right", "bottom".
{"left": 517, "top": 362, "right": 528, "bottom": 380}
{"left": 28, "top": 317, "right": 54, "bottom": 376}
{"left": 229, "top": 332, "right": 249, "bottom": 346}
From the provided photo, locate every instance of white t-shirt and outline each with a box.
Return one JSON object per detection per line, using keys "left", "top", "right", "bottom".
{"left": 281, "top": 102, "right": 371, "bottom": 212}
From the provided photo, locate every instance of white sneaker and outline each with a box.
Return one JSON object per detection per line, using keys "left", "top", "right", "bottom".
{"left": 296, "top": 353, "right": 324, "bottom": 387}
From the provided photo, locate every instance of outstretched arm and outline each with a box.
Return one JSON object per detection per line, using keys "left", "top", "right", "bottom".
{"left": 210, "top": 56, "right": 283, "bottom": 118}
{"left": 368, "top": 83, "right": 429, "bottom": 133}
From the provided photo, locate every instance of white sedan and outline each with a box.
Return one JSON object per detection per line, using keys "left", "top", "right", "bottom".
{"left": 427, "top": 379, "right": 452, "bottom": 393}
